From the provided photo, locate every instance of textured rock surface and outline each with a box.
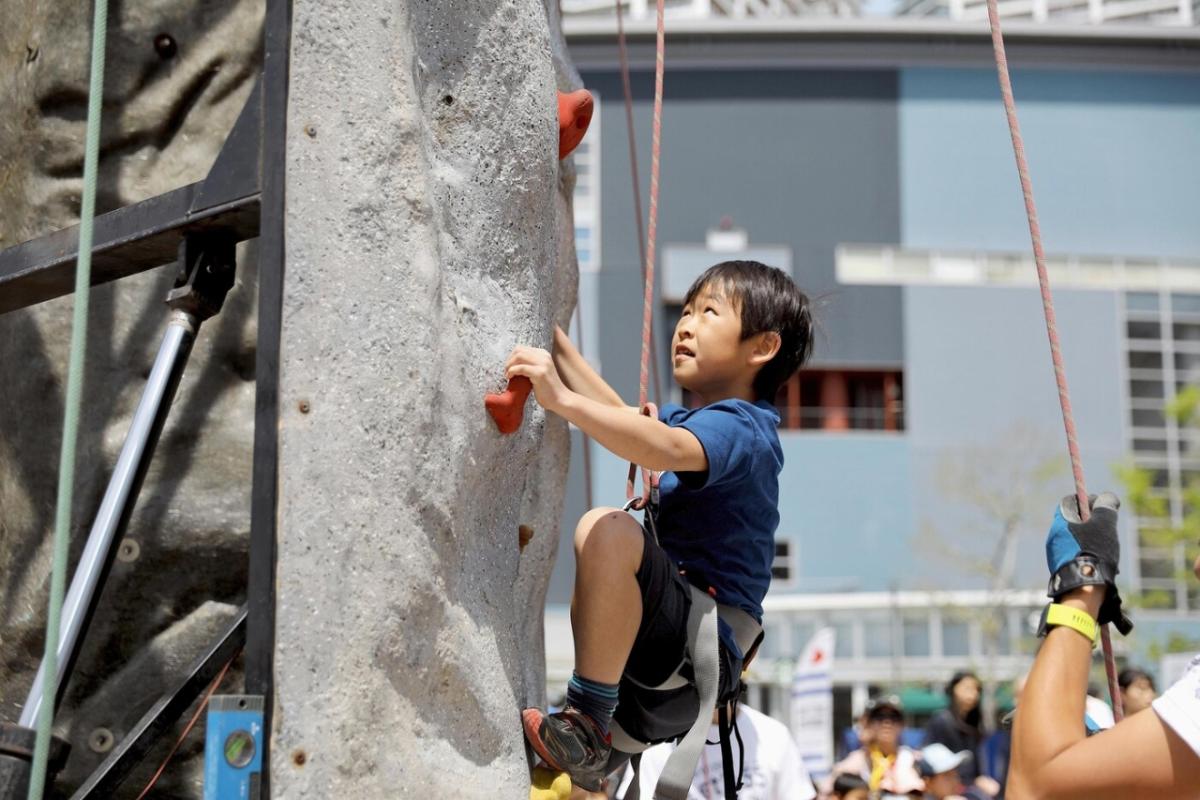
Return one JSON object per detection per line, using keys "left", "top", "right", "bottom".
{"left": 0, "top": 2, "right": 262, "bottom": 797}
{"left": 271, "top": 1, "right": 580, "bottom": 796}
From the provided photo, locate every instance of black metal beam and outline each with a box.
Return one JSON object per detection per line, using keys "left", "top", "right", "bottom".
{"left": 0, "top": 188, "right": 258, "bottom": 316}
{"left": 0, "top": 81, "right": 263, "bottom": 317}
{"left": 246, "top": 0, "right": 292, "bottom": 795}
{"left": 69, "top": 608, "right": 247, "bottom": 800}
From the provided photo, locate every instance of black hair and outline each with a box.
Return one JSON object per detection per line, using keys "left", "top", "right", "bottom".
{"left": 682, "top": 260, "right": 815, "bottom": 401}
{"left": 1118, "top": 667, "right": 1155, "bottom": 692}
{"left": 832, "top": 773, "right": 869, "bottom": 796}
{"left": 946, "top": 671, "right": 983, "bottom": 730}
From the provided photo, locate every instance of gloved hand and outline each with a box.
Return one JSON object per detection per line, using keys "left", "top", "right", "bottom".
{"left": 1045, "top": 492, "right": 1133, "bottom": 635}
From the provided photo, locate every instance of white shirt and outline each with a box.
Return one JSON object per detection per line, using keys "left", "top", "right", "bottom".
{"left": 1152, "top": 653, "right": 1200, "bottom": 758}
{"left": 615, "top": 706, "right": 818, "bottom": 800}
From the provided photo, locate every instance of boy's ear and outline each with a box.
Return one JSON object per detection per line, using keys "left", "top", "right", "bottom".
{"left": 748, "top": 331, "right": 781, "bottom": 366}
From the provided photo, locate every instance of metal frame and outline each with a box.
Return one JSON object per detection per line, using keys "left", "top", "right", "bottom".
{"left": 0, "top": 0, "right": 291, "bottom": 793}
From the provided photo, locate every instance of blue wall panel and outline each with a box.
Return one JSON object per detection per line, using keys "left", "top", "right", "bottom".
{"left": 901, "top": 68, "right": 1200, "bottom": 259}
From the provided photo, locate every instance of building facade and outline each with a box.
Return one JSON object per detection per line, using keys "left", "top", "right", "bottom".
{"left": 546, "top": 7, "right": 1200, "bottom": 731}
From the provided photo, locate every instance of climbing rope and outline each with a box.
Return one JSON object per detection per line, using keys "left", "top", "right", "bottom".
{"left": 984, "top": 0, "right": 1123, "bottom": 722}
{"left": 28, "top": 1, "right": 109, "bottom": 797}
{"left": 623, "top": 0, "right": 666, "bottom": 511}
{"left": 615, "top": 0, "right": 662, "bottom": 408}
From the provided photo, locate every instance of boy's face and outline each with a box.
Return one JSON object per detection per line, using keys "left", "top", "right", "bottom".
{"left": 672, "top": 283, "right": 769, "bottom": 401}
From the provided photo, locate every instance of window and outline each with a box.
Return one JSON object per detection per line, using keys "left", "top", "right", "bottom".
{"left": 771, "top": 539, "right": 795, "bottom": 585}
{"left": 1122, "top": 290, "right": 1200, "bottom": 612}
{"left": 1127, "top": 320, "right": 1161, "bottom": 340}
{"left": 775, "top": 369, "right": 904, "bottom": 432}
{"left": 942, "top": 618, "right": 971, "bottom": 657}
{"left": 570, "top": 95, "right": 600, "bottom": 273}
{"left": 902, "top": 614, "right": 931, "bottom": 657}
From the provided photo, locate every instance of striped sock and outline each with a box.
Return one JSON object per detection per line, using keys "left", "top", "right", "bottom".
{"left": 565, "top": 672, "right": 620, "bottom": 735}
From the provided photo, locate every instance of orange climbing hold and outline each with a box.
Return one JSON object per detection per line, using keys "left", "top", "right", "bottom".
{"left": 557, "top": 89, "right": 594, "bottom": 159}
{"left": 485, "top": 376, "right": 532, "bottom": 434}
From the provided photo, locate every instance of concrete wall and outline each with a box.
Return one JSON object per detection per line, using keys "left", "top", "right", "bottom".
{"left": 272, "top": 2, "right": 581, "bottom": 796}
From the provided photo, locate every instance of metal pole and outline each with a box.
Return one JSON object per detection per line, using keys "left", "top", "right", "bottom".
{"left": 20, "top": 311, "right": 199, "bottom": 728}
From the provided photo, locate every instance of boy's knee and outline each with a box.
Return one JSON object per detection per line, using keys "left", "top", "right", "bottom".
{"left": 574, "top": 506, "right": 641, "bottom": 557}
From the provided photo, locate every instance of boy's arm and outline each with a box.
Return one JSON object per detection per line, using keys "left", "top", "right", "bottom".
{"left": 506, "top": 346, "right": 706, "bottom": 473}
{"left": 551, "top": 325, "right": 631, "bottom": 410}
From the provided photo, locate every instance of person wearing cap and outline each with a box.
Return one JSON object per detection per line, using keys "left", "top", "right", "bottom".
{"left": 1006, "top": 492, "right": 1200, "bottom": 798}
{"left": 820, "top": 696, "right": 923, "bottom": 798}
{"left": 917, "top": 744, "right": 992, "bottom": 800}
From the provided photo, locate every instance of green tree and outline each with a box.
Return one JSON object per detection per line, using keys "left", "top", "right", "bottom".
{"left": 1116, "top": 386, "right": 1200, "bottom": 613}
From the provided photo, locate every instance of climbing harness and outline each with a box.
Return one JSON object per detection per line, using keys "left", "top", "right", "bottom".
{"left": 984, "top": 0, "right": 1124, "bottom": 721}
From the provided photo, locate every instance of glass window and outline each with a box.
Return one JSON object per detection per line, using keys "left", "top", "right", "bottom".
{"left": 1127, "top": 320, "right": 1161, "bottom": 340}
{"left": 903, "top": 615, "right": 930, "bottom": 657}
{"left": 1175, "top": 323, "right": 1200, "bottom": 343}
{"left": 1128, "top": 351, "right": 1163, "bottom": 370}
{"left": 1130, "top": 380, "right": 1165, "bottom": 399}
{"left": 771, "top": 540, "right": 794, "bottom": 584}
{"left": 1177, "top": 352, "right": 1200, "bottom": 374}
{"left": 780, "top": 369, "right": 904, "bottom": 433}
{"left": 1131, "top": 408, "right": 1166, "bottom": 428}
{"left": 863, "top": 618, "right": 894, "bottom": 658}
{"left": 832, "top": 619, "right": 855, "bottom": 660}
{"left": 1133, "top": 438, "right": 1170, "bottom": 453}
{"left": 942, "top": 618, "right": 970, "bottom": 657}
{"left": 1173, "top": 294, "right": 1200, "bottom": 314}
{"left": 1126, "top": 292, "right": 1160, "bottom": 312}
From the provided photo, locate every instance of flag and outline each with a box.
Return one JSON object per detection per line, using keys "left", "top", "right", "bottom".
{"left": 790, "top": 627, "right": 835, "bottom": 783}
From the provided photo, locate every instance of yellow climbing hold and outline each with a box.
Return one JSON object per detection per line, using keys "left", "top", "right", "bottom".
{"left": 530, "top": 767, "right": 572, "bottom": 800}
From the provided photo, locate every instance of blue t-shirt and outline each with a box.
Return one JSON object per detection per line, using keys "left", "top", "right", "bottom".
{"left": 656, "top": 399, "right": 783, "bottom": 657}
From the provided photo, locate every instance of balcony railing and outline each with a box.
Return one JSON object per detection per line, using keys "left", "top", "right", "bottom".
{"left": 563, "top": 0, "right": 1198, "bottom": 25}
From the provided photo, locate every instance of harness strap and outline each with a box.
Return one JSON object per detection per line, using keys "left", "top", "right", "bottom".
{"left": 653, "top": 586, "right": 720, "bottom": 800}
{"left": 625, "top": 753, "right": 644, "bottom": 800}
{"left": 718, "top": 705, "right": 736, "bottom": 800}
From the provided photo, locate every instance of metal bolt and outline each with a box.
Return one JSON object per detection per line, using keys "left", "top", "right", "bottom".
{"left": 304, "top": 124, "right": 317, "bottom": 138}
{"left": 153, "top": 33, "right": 177, "bottom": 60}
{"left": 117, "top": 539, "right": 140, "bottom": 563}
{"left": 88, "top": 727, "right": 115, "bottom": 753}
{"left": 292, "top": 749, "right": 307, "bottom": 766}
{"left": 298, "top": 399, "right": 311, "bottom": 414}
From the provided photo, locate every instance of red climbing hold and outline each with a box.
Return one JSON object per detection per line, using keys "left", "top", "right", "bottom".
{"left": 557, "top": 89, "right": 593, "bottom": 159}
{"left": 485, "top": 376, "right": 532, "bottom": 434}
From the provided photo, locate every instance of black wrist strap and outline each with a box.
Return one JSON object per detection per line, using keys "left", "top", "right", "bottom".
{"left": 1048, "top": 555, "right": 1112, "bottom": 597}
{"left": 1047, "top": 556, "right": 1134, "bottom": 636}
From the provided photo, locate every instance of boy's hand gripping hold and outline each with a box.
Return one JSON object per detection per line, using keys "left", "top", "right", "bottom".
{"left": 506, "top": 346, "right": 571, "bottom": 414}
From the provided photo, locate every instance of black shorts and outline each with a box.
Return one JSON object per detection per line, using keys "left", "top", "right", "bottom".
{"left": 612, "top": 525, "right": 742, "bottom": 746}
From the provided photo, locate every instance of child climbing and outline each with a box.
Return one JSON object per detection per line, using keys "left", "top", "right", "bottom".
{"left": 508, "top": 260, "right": 814, "bottom": 794}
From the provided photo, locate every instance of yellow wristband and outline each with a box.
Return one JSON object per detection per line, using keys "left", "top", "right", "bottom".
{"left": 1045, "top": 603, "right": 1098, "bottom": 645}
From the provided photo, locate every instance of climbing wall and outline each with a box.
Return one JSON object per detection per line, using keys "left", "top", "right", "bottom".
{"left": 0, "top": 1, "right": 264, "bottom": 796}
{"left": 270, "top": 1, "right": 581, "bottom": 796}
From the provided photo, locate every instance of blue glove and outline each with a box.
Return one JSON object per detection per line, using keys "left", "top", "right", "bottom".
{"left": 1045, "top": 492, "right": 1132, "bottom": 635}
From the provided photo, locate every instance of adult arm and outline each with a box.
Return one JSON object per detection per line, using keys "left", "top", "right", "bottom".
{"left": 507, "top": 345, "right": 707, "bottom": 473}
{"left": 551, "top": 324, "right": 630, "bottom": 410}
{"left": 1007, "top": 585, "right": 1200, "bottom": 799}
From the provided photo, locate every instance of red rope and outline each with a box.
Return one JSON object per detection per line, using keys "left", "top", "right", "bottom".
{"left": 984, "top": 1, "right": 1123, "bottom": 722}
{"left": 639, "top": 0, "right": 665, "bottom": 413}
{"left": 135, "top": 652, "right": 238, "bottom": 800}
{"left": 615, "top": 0, "right": 662, "bottom": 408}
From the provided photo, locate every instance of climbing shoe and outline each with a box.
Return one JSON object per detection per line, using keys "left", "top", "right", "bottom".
{"left": 522, "top": 706, "right": 612, "bottom": 792}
